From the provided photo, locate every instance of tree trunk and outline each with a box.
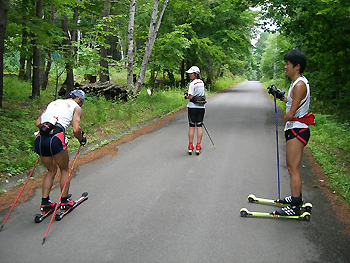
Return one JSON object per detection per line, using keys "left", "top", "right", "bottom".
{"left": 133, "top": 0, "right": 168, "bottom": 94}
{"left": 61, "top": 14, "right": 74, "bottom": 93}
{"left": 25, "top": 57, "right": 32, "bottom": 80}
{"left": 180, "top": 59, "right": 185, "bottom": 88}
{"left": 99, "top": 0, "right": 111, "bottom": 82}
{"left": 19, "top": 0, "right": 29, "bottom": 80}
{"left": 0, "top": 0, "right": 10, "bottom": 108}
{"left": 31, "top": 0, "right": 43, "bottom": 98}
{"left": 118, "top": 36, "right": 124, "bottom": 60}
{"left": 41, "top": 3, "right": 55, "bottom": 90}
{"left": 167, "top": 70, "right": 175, "bottom": 86}
{"left": 126, "top": 0, "right": 136, "bottom": 91}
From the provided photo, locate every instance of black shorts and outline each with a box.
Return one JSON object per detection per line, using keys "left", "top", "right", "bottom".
{"left": 188, "top": 108, "right": 205, "bottom": 127}
{"left": 34, "top": 132, "right": 67, "bottom": 157}
{"left": 285, "top": 128, "right": 310, "bottom": 146}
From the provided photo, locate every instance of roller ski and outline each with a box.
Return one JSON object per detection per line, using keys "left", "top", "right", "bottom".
{"left": 240, "top": 207, "right": 311, "bottom": 221}
{"left": 35, "top": 202, "right": 56, "bottom": 223}
{"left": 188, "top": 142, "right": 194, "bottom": 155}
{"left": 34, "top": 194, "right": 72, "bottom": 223}
{"left": 247, "top": 194, "right": 313, "bottom": 212}
{"left": 55, "top": 192, "right": 88, "bottom": 221}
{"left": 195, "top": 142, "right": 202, "bottom": 156}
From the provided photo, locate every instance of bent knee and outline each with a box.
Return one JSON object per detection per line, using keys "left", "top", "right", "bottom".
{"left": 287, "top": 165, "right": 300, "bottom": 176}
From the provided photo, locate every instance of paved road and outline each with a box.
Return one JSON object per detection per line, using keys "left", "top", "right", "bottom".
{"left": 1, "top": 81, "right": 349, "bottom": 263}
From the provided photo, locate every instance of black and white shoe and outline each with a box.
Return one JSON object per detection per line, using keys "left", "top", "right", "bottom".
{"left": 273, "top": 205, "right": 301, "bottom": 216}
{"left": 277, "top": 195, "right": 303, "bottom": 205}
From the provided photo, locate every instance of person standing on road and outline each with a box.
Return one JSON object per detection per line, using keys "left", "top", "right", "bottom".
{"left": 184, "top": 66, "right": 206, "bottom": 155}
{"left": 34, "top": 90, "right": 87, "bottom": 213}
{"left": 268, "top": 49, "right": 314, "bottom": 216}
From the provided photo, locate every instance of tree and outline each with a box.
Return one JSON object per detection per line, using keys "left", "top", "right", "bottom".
{"left": 260, "top": 0, "right": 350, "bottom": 121}
{"left": 133, "top": 0, "right": 169, "bottom": 94}
{"left": 41, "top": 3, "right": 55, "bottom": 90}
{"left": 126, "top": 0, "right": 136, "bottom": 91}
{"left": 61, "top": 12, "right": 75, "bottom": 94}
{"left": 31, "top": 0, "right": 43, "bottom": 98}
{"left": 0, "top": 0, "right": 10, "bottom": 108}
{"left": 99, "top": 0, "right": 111, "bottom": 82}
{"left": 18, "top": 0, "right": 30, "bottom": 80}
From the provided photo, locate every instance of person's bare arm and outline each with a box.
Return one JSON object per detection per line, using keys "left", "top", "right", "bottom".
{"left": 284, "top": 81, "right": 307, "bottom": 121}
{"left": 36, "top": 110, "right": 46, "bottom": 128}
{"left": 72, "top": 106, "right": 83, "bottom": 141}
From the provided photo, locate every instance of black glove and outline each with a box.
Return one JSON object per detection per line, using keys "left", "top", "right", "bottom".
{"left": 79, "top": 131, "right": 87, "bottom": 146}
{"left": 267, "top": 85, "right": 285, "bottom": 100}
{"left": 184, "top": 90, "right": 189, "bottom": 99}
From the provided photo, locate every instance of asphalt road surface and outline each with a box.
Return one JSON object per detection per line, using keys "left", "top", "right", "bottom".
{"left": 1, "top": 81, "right": 349, "bottom": 263}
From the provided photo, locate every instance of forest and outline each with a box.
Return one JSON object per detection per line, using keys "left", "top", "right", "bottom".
{"left": 0, "top": 1, "right": 349, "bottom": 202}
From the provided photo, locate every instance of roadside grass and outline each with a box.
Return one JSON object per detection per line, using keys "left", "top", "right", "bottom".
{"left": 0, "top": 74, "right": 239, "bottom": 183}
{"left": 307, "top": 115, "right": 350, "bottom": 204}
{"left": 262, "top": 80, "right": 350, "bottom": 205}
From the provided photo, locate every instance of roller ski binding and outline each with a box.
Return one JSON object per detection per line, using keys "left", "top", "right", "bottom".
{"left": 55, "top": 192, "right": 88, "bottom": 221}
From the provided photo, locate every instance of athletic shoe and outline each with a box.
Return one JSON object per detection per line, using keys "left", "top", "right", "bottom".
{"left": 278, "top": 195, "right": 303, "bottom": 206}
{"left": 40, "top": 201, "right": 56, "bottom": 213}
{"left": 273, "top": 205, "right": 301, "bottom": 216}
{"left": 188, "top": 142, "right": 194, "bottom": 155}
{"left": 60, "top": 199, "right": 75, "bottom": 210}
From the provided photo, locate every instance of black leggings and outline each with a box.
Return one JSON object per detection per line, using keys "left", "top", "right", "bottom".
{"left": 188, "top": 108, "right": 205, "bottom": 127}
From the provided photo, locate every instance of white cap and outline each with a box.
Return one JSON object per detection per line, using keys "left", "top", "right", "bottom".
{"left": 186, "top": 66, "right": 200, "bottom": 74}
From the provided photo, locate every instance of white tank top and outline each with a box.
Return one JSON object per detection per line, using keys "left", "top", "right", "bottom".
{"left": 284, "top": 76, "right": 310, "bottom": 131}
{"left": 41, "top": 99, "right": 80, "bottom": 130}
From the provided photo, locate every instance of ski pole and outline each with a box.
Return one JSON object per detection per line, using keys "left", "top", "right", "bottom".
{"left": 42, "top": 146, "right": 81, "bottom": 245}
{"left": 273, "top": 94, "right": 281, "bottom": 200}
{"left": 0, "top": 157, "right": 40, "bottom": 232}
{"left": 202, "top": 123, "right": 216, "bottom": 148}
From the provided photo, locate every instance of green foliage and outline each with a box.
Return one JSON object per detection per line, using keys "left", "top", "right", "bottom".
{"left": 260, "top": 0, "right": 350, "bottom": 122}
{"left": 308, "top": 114, "right": 350, "bottom": 204}
{"left": 211, "top": 75, "right": 246, "bottom": 93}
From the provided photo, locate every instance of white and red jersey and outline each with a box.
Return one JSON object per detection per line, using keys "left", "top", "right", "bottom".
{"left": 284, "top": 76, "right": 310, "bottom": 131}
{"left": 41, "top": 99, "right": 80, "bottom": 130}
{"left": 187, "top": 79, "right": 205, "bottom": 109}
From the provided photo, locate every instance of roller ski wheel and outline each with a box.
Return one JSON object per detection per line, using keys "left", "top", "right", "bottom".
{"left": 55, "top": 192, "right": 88, "bottom": 221}
{"left": 240, "top": 208, "right": 249, "bottom": 217}
{"left": 34, "top": 206, "right": 55, "bottom": 223}
{"left": 247, "top": 194, "right": 313, "bottom": 212}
